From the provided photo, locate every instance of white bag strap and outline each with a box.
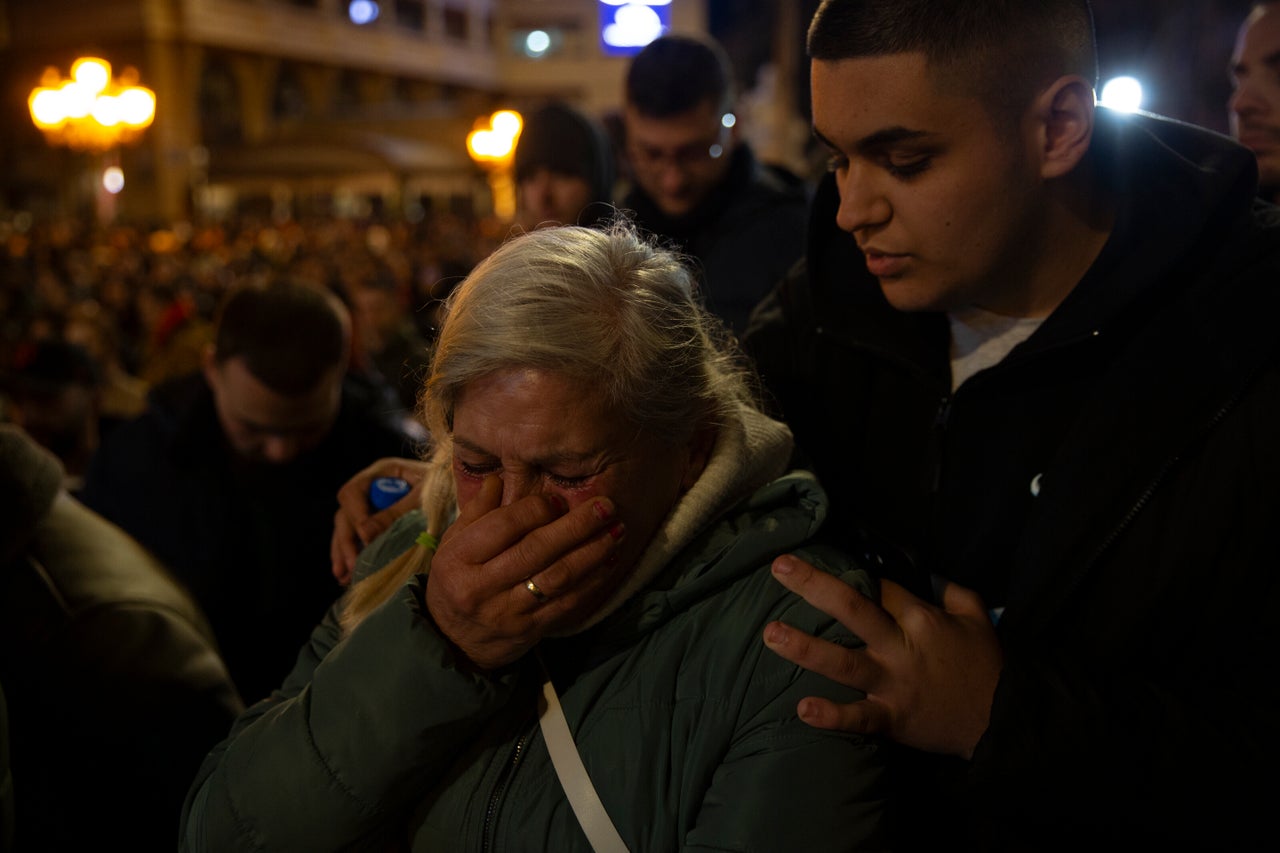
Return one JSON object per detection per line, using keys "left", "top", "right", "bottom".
{"left": 536, "top": 656, "right": 630, "bottom": 853}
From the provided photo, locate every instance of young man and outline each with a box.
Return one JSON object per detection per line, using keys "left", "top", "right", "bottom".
{"left": 746, "top": 0, "right": 1280, "bottom": 847}
{"left": 82, "top": 281, "right": 415, "bottom": 703}
{"left": 621, "top": 33, "right": 809, "bottom": 335}
{"left": 1230, "top": 1, "right": 1280, "bottom": 201}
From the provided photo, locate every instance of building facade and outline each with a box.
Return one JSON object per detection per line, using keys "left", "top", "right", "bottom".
{"left": 0, "top": 0, "right": 707, "bottom": 222}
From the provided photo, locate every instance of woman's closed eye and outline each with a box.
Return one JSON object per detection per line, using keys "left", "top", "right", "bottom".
{"left": 456, "top": 458, "right": 595, "bottom": 490}
{"left": 457, "top": 460, "right": 499, "bottom": 480}
{"left": 547, "top": 472, "right": 592, "bottom": 489}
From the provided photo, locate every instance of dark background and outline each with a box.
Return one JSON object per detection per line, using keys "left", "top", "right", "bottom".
{"left": 708, "top": 0, "right": 1256, "bottom": 134}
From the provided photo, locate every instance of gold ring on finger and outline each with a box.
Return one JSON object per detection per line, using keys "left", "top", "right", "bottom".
{"left": 525, "top": 578, "right": 549, "bottom": 604}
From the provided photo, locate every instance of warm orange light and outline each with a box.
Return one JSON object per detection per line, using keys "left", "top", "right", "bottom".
{"left": 28, "top": 57, "right": 156, "bottom": 152}
{"left": 466, "top": 110, "right": 523, "bottom": 164}
{"left": 466, "top": 110, "right": 522, "bottom": 220}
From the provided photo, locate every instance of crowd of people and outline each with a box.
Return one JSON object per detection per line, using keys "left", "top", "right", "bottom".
{"left": 0, "top": 211, "right": 483, "bottom": 473}
{"left": 3, "top": 1, "right": 1280, "bottom": 850}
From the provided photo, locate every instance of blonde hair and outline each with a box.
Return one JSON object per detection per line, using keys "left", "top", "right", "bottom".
{"left": 340, "top": 222, "right": 757, "bottom": 633}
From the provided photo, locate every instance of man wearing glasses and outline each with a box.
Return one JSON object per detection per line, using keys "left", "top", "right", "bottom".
{"left": 621, "top": 33, "right": 809, "bottom": 336}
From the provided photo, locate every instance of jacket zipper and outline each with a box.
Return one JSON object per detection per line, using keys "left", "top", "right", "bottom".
{"left": 480, "top": 729, "right": 530, "bottom": 853}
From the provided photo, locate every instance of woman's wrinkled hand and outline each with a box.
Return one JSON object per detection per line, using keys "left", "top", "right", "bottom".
{"left": 426, "top": 475, "right": 626, "bottom": 670}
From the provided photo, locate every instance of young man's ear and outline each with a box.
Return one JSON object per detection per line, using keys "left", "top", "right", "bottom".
{"left": 1032, "top": 75, "right": 1096, "bottom": 180}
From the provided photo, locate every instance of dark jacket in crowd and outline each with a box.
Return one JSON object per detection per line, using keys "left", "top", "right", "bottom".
{"left": 80, "top": 373, "right": 414, "bottom": 704}
{"left": 743, "top": 108, "right": 1280, "bottom": 849}
{"left": 0, "top": 425, "right": 242, "bottom": 851}
{"left": 623, "top": 144, "right": 808, "bottom": 336}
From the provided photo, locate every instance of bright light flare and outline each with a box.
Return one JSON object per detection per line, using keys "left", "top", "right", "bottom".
{"left": 27, "top": 58, "right": 156, "bottom": 150}
{"left": 525, "top": 30, "right": 551, "bottom": 57}
{"left": 118, "top": 87, "right": 156, "bottom": 127}
{"left": 72, "top": 58, "right": 111, "bottom": 95}
{"left": 102, "top": 166, "right": 125, "bottom": 194}
{"left": 467, "top": 110, "right": 523, "bottom": 162}
{"left": 348, "top": 0, "right": 379, "bottom": 25}
{"left": 1100, "top": 76, "right": 1143, "bottom": 113}
{"left": 603, "top": 4, "right": 665, "bottom": 48}
{"left": 91, "top": 94, "right": 122, "bottom": 127}
{"left": 29, "top": 89, "right": 66, "bottom": 127}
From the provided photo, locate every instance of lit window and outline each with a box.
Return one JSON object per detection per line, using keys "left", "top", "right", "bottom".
{"left": 599, "top": 0, "right": 671, "bottom": 55}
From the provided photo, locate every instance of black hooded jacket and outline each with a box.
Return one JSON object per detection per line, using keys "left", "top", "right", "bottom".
{"left": 623, "top": 144, "right": 809, "bottom": 336}
{"left": 744, "top": 109, "right": 1280, "bottom": 849}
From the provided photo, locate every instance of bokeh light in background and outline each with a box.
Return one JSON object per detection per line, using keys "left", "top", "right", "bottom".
{"left": 467, "top": 110, "right": 523, "bottom": 220}
{"left": 27, "top": 58, "right": 156, "bottom": 152}
{"left": 1100, "top": 76, "right": 1145, "bottom": 112}
{"left": 348, "top": 1, "right": 379, "bottom": 25}
{"left": 525, "top": 30, "right": 552, "bottom": 57}
{"left": 466, "top": 110, "right": 523, "bottom": 161}
{"left": 102, "top": 167, "right": 125, "bottom": 195}
{"left": 524, "top": 30, "right": 550, "bottom": 57}
{"left": 599, "top": 0, "right": 671, "bottom": 55}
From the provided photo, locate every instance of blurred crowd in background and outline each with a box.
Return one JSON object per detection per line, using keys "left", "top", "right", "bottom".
{"left": 0, "top": 208, "right": 507, "bottom": 487}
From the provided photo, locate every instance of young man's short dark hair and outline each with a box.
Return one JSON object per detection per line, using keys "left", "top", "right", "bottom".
{"left": 808, "top": 0, "right": 1097, "bottom": 119}
{"left": 625, "top": 33, "right": 736, "bottom": 118}
{"left": 212, "top": 280, "right": 349, "bottom": 395}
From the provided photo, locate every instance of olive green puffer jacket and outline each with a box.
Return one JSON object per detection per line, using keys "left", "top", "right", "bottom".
{"left": 181, "top": 472, "right": 888, "bottom": 852}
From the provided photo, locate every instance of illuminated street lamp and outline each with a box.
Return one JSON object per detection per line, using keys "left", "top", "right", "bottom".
{"left": 29, "top": 57, "right": 156, "bottom": 222}
{"left": 466, "top": 109, "right": 522, "bottom": 220}
{"left": 28, "top": 57, "right": 156, "bottom": 152}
